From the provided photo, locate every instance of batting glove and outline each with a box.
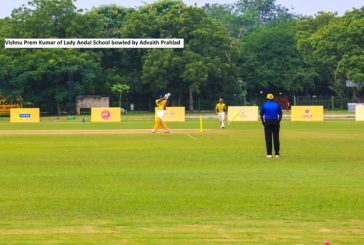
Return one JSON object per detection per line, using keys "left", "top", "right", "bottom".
{"left": 164, "top": 93, "right": 171, "bottom": 100}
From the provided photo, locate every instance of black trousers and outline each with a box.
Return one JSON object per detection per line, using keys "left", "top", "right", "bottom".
{"left": 264, "top": 119, "right": 280, "bottom": 155}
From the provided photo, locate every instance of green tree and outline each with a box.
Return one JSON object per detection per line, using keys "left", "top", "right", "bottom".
{"left": 204, "top": 3, "right": 262, "bottom": 40}
{"left": 18, "top": 49, "right": 102, "bottom": 115}
{"left": 111, "top": 83, "right": 130, "bottom": 108}
{"left": 296, "top": 8, "right": 364, "bottom": 100}
{"left": 204, "top": 0, "right": 294, "bottom": 34}
{"left": 92, "top": 4, "right": 143, "bottom": 103}
{"left": 92, "top": 5, "right": 134, "bottom": 38}
{"left": 8, "top": 0, "right": 104, "bottom": 38}
{"left": 0, "top": 0, "right": 105, "bottom": 114}
{"left": 0, "top": 55, "right": 22, "bottom": 97}
{"left": 240, "top": 20, "right": 317, "bottom": 98}
{"left": 125, "top": 0, "right": 238, "bottom": 111}
{"left": 233, "top": 0, "right": 294, "bottom": 24}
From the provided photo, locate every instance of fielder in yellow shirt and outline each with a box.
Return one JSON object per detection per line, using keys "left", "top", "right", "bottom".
{"left": 152, "top": 93, "right": 171, "bottom": 133}
{"left": 216, "top": 98, "right": 227, "bottom": 128}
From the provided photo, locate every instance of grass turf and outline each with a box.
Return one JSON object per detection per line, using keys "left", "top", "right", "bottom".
{"left": 0, "top": 120, "right": 363, "bottom": 244}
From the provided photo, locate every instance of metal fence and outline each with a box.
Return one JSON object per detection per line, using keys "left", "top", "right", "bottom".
{"left": 294, "top": 96, "right": 332, "bottom": 109}
{"left": 292, "top": 96, "right": 360, "bottom": 110}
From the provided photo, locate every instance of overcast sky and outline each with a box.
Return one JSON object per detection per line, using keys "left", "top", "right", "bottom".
{"left": 1, "top": 0, "right": 363, "bottom": 18}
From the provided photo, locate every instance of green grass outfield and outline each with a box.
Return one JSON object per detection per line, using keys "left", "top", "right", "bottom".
{"left": 0, "top": 119, "right": 364, "bottom": 244}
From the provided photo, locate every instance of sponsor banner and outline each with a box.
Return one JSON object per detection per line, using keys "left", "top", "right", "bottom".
{"left": 10, "top": 108, "right": 40, "bottom": 123}
{"left": 0, "top": 97, "right": 22, "bottom": 115}
{"left": 291, "top": 106, "right": 324, "bottom": 121}
{"left": 155, "top": 107, "right": 185, "bottom": 122}
{"left": 91, "top": 107, "right": 121, "bottom": 122}
{"left": 0, "top": 104, "right": 22, "bottom": 115}
{"left": 228, "top": 106, "right": 259, "bottom": 121}
{"left": 355, "top": 105, "right": 364, "bottom": 121}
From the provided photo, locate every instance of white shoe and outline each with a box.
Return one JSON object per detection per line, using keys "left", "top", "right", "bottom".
{"left": 151, "top": 130, "right": 156, "bottom": 133}
{"left": 267, "top": 155, "right": 272, "bottom": 158}
{"left": 275, "top": 155, "right": 280, "bottom": 158}
{"left": 164, "top": 130, "right": 171, "bottom": 133}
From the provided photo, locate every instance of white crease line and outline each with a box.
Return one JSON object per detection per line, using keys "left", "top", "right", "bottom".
{"left": 187, "top": 134, "right": 197, "bottom": 140}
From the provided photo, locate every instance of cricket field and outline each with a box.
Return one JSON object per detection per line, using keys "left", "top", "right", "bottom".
{"left": 0, "top": 116, "right": 363, "bottom": 244}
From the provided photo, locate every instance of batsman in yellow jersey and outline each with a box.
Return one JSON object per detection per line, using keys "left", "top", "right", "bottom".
{"left": 152, "top": 93, "right": 171, "bottom": 133}
{"left": 216, "top": 98, "right": 227, "bottom": 128}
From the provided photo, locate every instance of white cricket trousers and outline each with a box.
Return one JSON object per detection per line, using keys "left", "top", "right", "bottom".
{"left": 157, "top": 110, "right": 167, "bottom": 119}
{"left": 218, "top": 112, "right": 225, "bottom": 127}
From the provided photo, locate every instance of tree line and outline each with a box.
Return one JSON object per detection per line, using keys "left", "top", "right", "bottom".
{"left": 0, "top": 0, "right": 363, "bottom": 114}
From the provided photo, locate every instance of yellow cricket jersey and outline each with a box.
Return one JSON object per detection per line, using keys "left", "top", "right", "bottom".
{"left": 156, "top": 99, "right": 167, "bottom": 110}
{"left": 216, "top": 103, "right": 226, "bottom": 112}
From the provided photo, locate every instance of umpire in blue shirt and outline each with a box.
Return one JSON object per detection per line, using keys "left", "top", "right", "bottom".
{"left": 260, "top": 93, "right": 283, "bottom": 158}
